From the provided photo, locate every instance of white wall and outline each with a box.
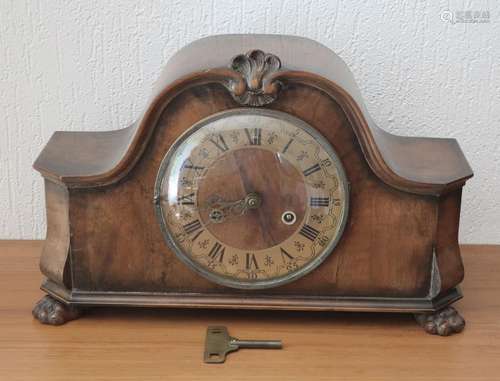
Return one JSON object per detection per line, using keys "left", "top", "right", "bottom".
{"left": 1, "top": 1, "right": 499, "bottom": 243}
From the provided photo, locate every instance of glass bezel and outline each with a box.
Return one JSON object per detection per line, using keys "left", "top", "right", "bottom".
{"left": 154, "top": 108, "right": 350, "bottom": 289}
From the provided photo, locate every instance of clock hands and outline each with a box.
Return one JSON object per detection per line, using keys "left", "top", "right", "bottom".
{"left": 203, "top": 192, "right": 262, "bottom": 224}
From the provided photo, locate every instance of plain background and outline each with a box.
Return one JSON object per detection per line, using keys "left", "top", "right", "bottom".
{"left": 0, "top": 0, "right": 499, "bottom": 243}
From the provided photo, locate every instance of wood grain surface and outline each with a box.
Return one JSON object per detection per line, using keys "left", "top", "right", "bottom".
{"left": 65, "top": 85, "right": 442, "bottom": 297}
{"left": 1, "top": 240, "right": 498, "bottom": 381}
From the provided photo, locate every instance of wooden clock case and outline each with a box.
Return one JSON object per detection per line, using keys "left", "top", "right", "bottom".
{"left": 32, "top": 35, "right": 473, "bottom": 335}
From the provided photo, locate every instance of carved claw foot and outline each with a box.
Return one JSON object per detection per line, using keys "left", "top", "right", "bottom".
{"left": 32, "top": 295, "right": 82, "bottom": 325}
{"left": 414, "top": 306, "right": 465, "bottom": 336}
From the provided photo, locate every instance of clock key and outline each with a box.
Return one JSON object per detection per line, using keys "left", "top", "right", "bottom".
{"left": 231, "top": 338, "right": 283, "bottom": 349}
{"left": 204, "top": 326, "right": 282, "bottom": 363}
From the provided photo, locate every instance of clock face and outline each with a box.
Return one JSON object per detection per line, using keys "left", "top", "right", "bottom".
{"left": 154, "top": 109, "right": 349, "bottom": 289}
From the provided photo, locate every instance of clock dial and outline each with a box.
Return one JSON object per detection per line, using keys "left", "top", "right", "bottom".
{"left": 154, "top": 109, "right": 349, "bottom": 289}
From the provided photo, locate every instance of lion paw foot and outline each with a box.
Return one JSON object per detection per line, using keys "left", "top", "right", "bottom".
{"left": 32, "top": 295, "right": 82, "bottom": 325}
{"left": 415, "top": 306, "right": 465, "bottom": 336}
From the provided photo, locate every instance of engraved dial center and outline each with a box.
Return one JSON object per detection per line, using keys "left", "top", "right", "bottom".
{"left": 197, "top": 147, "right": 307, "bottom": 251}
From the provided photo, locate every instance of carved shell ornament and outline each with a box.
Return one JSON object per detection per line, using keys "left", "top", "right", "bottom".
{"left": 229, "top": 49, "right": 282, "bottom": 106}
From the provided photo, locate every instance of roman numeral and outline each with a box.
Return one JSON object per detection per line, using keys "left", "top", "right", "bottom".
{"left": 280, "top": 247, "right": 294, "bottom": 262}
{"left": 310, "top": 197, "right": 330, "bottom": 207}
{"left": 208, "top": 242, "right": 225, "bottom": 262}
{"left": 209, "top": 134, "right": 229, "bottom": 152}
{"left": 183, "top": 159, "right": 205, "bottom": 175}
{"left": 282, "top": 138, "right": 294, "bottom": 154}
{"left": 244, "top": 128, "right": 262, "bottom": 145}
{"left": 299, "top": 224, "right": 320, "bottom": 241}
{"left": 303, "top": 163, "right": 321, "bottom": 177}
{"left": 184, "top": 163, "right": 204, "bottom": 171}
{"left": 183, "top": 219, "right": 202, "bottom": 235}
{"left": 245, "top": 253, "right": 259, "bottom": 270}
{"left": 177, "top": 193, "right": 195, "bottom": 205}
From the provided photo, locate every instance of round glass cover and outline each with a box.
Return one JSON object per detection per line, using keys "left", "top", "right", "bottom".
{"left": 154, "top": 109, "right": 349, "bottom": 289}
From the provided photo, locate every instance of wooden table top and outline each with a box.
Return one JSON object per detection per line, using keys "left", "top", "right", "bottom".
{"left": 0, "top": 241, "right": 499, "bottom": 381}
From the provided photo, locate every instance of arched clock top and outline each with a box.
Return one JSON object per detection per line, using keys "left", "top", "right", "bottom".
{"left": 34, "top": 34, "right": 472, "bottom": 195}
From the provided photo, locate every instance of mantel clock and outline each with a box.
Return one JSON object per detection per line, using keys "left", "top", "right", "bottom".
{"left": 33, "top": 35, "right": 473, "bottom": 336}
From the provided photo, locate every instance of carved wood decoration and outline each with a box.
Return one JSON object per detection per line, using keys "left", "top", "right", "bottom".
{"left": 32, "top": 295, "right": 82, "bottom": 326}
{"left": 414, "top": 306, "right": 465, "bottom": 336}
{"left": 32, "top": 35, "right": 473, "bottom": 335}
{"left": 227, "top": 49, "right": 282, "bottom": 106}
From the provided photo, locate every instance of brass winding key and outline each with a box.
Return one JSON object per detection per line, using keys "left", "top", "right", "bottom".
{"left": 204, "top": 326, "right": 282, "bottom": 363}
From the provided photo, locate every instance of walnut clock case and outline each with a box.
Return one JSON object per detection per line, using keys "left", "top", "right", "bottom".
{"left": 33, "top": 35, "right": 472, "bottom": 336}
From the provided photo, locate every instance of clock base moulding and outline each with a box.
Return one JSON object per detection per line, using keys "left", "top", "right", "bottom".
{"left": 34, "top": 279, "right": 464, "bottom": 336}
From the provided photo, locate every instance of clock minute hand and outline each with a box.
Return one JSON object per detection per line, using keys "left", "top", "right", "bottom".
{"left": 203, "top": 192, "right": 261, "bottom": 211}
{"left": 222, "top": 192, "right": 262, "bottom": 216}
{"left": 205, "top": 192, "right": 262, "bottom": 224}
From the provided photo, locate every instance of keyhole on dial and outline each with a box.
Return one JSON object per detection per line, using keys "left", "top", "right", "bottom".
{"left": 281, "top": 211, "right": 297, "bottom": 225}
